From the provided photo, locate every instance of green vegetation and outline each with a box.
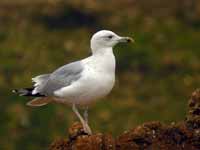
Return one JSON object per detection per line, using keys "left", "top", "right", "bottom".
{"left": 0, "top": 0, "right": 200, "bottom": 149}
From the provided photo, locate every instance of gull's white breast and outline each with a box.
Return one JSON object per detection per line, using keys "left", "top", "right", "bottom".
{"left": 54, "top": 50, "right": 116, "bottom": 106}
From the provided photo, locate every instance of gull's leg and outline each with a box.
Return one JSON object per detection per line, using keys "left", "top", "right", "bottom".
{"left": 72, "top": 104, "right": 92, "bottom": 135}
{"left": 83, "top": 107, "right": 92, "bottom": 134}
{"left": 84, "top": 107, "right": 88, "bottom": 124}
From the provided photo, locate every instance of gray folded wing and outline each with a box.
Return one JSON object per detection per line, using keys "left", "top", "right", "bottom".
{"left": 34, "top": 61, "right": 84, "bottom": 96}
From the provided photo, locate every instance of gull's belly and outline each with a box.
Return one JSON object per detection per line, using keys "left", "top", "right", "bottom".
{"left": 54, "top": 70, "right": 115, "bottom": 106}
{"left": 76, "top": 72, "right": 115, "bottom": 105}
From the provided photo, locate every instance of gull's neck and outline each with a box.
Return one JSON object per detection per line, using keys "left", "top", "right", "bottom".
{"left": 90, "top": 47, "right": 116, "bottom": 73}
{"left": 92, "top": 47, "right": 114, "bottom": 56}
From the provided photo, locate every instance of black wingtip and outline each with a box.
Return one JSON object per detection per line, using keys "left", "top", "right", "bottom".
{"left": 12, "top": 89, "right": 25, "bottom": 96}
{"left": 12, "top": 88, "right": 45, "bottom": 97}
{"left": 12, "top": 89, "right": 17, "bottom": 93}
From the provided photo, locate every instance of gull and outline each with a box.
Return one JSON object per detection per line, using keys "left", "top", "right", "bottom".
{"left": 13, "top": 30, "right": 134, "bottom": 134}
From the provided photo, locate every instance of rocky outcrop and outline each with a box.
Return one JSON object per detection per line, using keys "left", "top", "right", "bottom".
{"left": 49, "top": 89, "right": 200, "bottom": 150}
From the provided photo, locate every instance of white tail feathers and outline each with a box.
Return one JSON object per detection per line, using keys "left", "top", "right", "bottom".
{"left": 32, "top": 74, "right": 50, "bottom": 87}
{"left": 26, "top": 97, "right": 52, "bottom": 107}
{"left": 32, "top": 74, "right": 50, "bottom": 94}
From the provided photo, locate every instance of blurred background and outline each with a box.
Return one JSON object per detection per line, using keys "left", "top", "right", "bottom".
{"left": 1, "top": 0, "right": 200, "bottom": 149}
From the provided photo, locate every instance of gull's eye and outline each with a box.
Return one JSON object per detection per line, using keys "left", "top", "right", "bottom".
{"left": 107, "top": 35, "right": 113, "bottom": 39}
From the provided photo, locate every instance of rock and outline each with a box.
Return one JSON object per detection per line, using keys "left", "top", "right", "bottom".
{"left": 49, "top": 89, "right": 200, "bottom": 150}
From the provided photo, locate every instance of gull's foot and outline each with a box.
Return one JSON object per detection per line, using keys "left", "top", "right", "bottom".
{"left": 83, "top": 123, "right": 92, "bottom": 135}
{"left": 68, "top": 122, "right": 92, "bottom": 138}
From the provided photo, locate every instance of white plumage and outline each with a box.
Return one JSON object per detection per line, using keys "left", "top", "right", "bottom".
{"left": 54, "top": 48, "right": 115, "bottom": 105}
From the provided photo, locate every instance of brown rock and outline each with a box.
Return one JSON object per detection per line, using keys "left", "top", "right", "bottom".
{"left": 49, "top": 89, "right": 200, "bottom": 150}
{"left": 49, "top": 139, "right": 69, "bottom": 150}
